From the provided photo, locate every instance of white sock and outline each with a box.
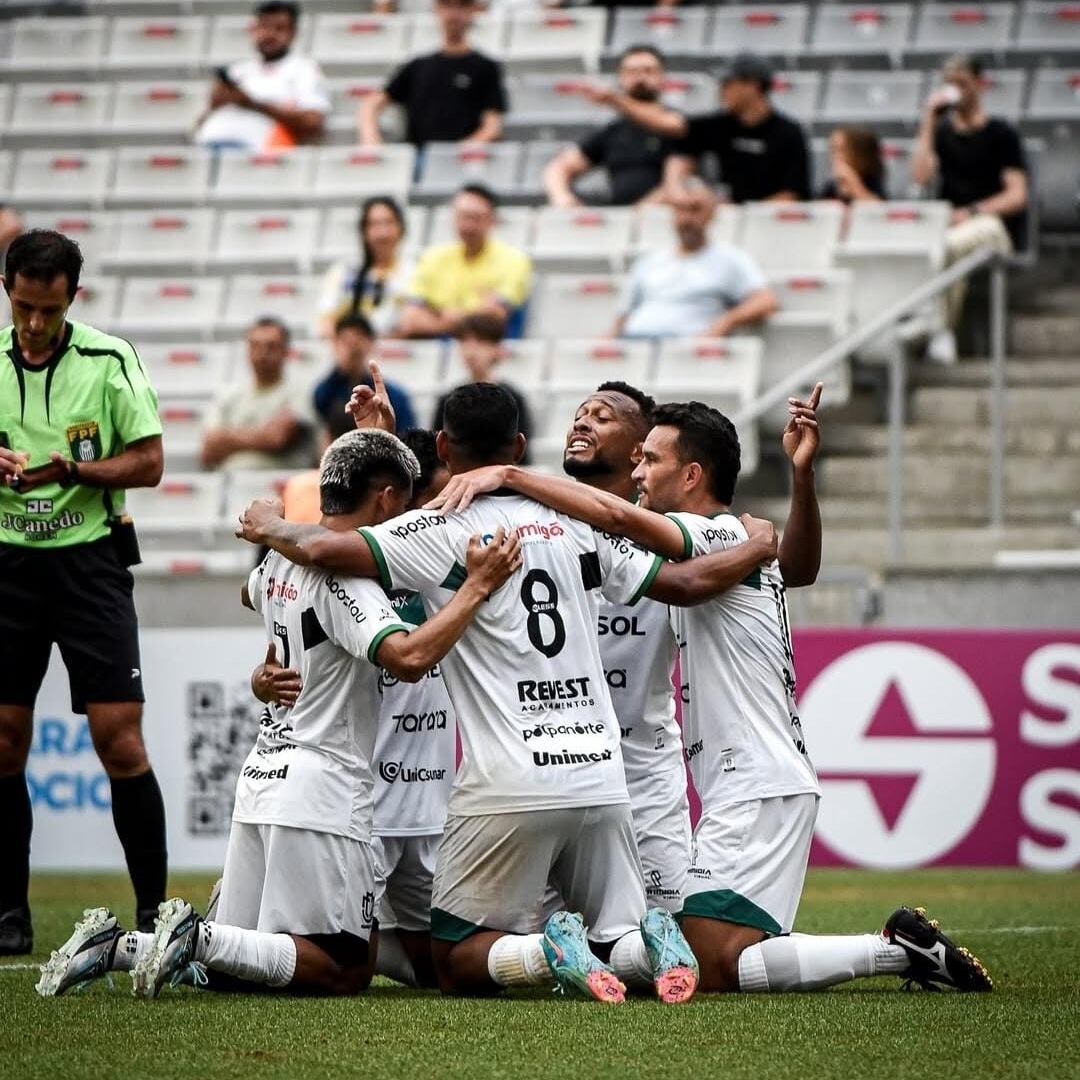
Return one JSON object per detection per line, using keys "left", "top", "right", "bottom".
{"left": 375, "top": 931, "right": 419, "bottom": 988}
{"left": 486, "top": 934, "right": 552, "bottom": 988}
{"left": 111, "top": 931, "right": 154, "bottom": 973}
{"left": 737, "top": 933, "right": 909, "bottom": 992}
{"left": 195, "top": 921, "right": 297, "bottom": 988}
{"left": 609, "top": 931, "right": 653, "bottom": 989}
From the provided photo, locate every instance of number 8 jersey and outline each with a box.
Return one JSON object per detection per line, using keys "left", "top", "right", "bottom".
{"left": 360, "top": 492, "right": 663, "bottom": 817}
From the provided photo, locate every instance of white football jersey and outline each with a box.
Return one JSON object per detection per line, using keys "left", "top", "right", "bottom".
{"left": 374, "top": 589, "right": 456, "bottom": 838}
{"left": 668, "top": 511, "right": 821, "bottom": 810}
{"left": 241, "top": 552, "right": 409, "bottom": 841}
{"left": 598, "top": 596, "right": 684, "bottom": 786}
{"left": 360, "top": 493, "right": 662, "bottom": 816}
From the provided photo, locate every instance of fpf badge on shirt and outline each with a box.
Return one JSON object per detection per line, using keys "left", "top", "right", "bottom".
{"left": 67, "top": 421, "right": 101, "bottom": 463}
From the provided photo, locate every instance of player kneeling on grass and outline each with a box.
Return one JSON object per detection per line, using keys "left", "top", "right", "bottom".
{"left": 431, "top": 396, "right": 993, "bottom": 995}
{"left": 37, "top": 429, "right": 522, "bottom": 999}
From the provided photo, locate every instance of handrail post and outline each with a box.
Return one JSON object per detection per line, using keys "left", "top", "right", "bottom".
{"left": 989, "top": 257, "right": 1007, "bottom": 531}
{"left": 887, "top": 341, "right": 906, "bottom": 562}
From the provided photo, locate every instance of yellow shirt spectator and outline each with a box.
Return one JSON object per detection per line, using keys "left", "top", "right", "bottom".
{"left": 407, "top": 237, "right": 532, "bottom": 316}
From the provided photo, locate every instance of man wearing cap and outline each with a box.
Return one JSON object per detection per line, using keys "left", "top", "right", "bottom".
{"left": 581, "top": 52, "right": 810, "bottom": 204}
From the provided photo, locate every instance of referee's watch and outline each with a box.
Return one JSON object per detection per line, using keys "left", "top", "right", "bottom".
{"left": 59, "top": 459, "right": 80, "bottom": 488}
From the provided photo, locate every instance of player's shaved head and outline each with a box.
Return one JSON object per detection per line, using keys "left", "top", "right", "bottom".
{"left": 319, "top": 429, "right": 420, "bottom": 516}
{"left": 440, "top": 383, "right": 524, "bottom": 468}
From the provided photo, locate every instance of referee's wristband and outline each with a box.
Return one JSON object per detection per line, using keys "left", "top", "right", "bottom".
{"left": 59, "top": 459, "right": 80, "bottom": 488}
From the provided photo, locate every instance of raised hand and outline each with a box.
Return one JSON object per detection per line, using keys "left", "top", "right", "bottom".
{"left": 782, "top": 382, "right": 823, "bottom": 474}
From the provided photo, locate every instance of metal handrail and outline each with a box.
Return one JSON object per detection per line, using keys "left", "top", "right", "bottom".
{"left": 733, "top": 245, "right": 1007, "bottom": 562}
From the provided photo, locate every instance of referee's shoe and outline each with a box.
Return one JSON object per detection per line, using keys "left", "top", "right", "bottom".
{"left": 0, "top": 907, "right": 33, "bottom": 955}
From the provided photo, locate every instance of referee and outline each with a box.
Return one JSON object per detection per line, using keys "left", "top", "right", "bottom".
{"left": 0, "top": 230, "right": 167, "bottom": 954}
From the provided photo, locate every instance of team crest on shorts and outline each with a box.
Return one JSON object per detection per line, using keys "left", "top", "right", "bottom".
{"left": 361, "top": 891, "right": 375, "bottom": 926}
{"left": 66, "top": 421, "right": 102, "bottom": 462}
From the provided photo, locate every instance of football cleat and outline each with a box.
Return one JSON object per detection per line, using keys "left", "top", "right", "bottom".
{"left": 640, "top": 907, "right": 699, "bottom": 1004}
{"left": 541, "top": 911, "right": 625, "bottom": 1004}
{"left": 36, "top": 908, "right": 121, "bottom": 997}
{"left": 131, "top": 898, "right": 203, "bottom": 1000}
{"left": 884, "top": 906, "right": 993, "bottom": 992}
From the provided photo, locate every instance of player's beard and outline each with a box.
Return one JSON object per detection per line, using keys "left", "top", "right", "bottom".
{"left": 563, "top": 454, "right": 616, "bottom": 479}
{"left": 626, "top": 84, "right": 661, "bottom": 103}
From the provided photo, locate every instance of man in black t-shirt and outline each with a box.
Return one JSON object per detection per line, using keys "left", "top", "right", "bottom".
{"left": 543, "top": 45, "right": 673, "bottom": 207}
{"left": 579, "top": 52, "right": 809, "bottom": 204}
{"left": 912, "top": 53, "right": 1028, "bottom": 364}
{"left": 358, "top": 0, "right": 506, "bottom": 148}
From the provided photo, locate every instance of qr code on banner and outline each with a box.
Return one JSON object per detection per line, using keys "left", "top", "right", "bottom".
{"left": 186, "top": 680, "right": 263, "bottom": 836}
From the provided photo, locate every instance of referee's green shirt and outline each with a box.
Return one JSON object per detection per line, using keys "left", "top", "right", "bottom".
{"left": 0, "top": 320, "right": 162, "bottom": 548}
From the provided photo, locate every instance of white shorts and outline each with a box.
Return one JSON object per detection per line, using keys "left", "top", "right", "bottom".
{"left": 681, "top": 793, "right": 819, "bottom": 935}
{"left": 373, "top": 833, "right": 440, "bottom": 933}
{"left": 627, "top": 766, "right": 691, "bottom": 913}
{"left": 431, "top": 804, "right": 646, "bottom": 944}
{"left": 217, "top": 821, "right": 382, "bottom": 942}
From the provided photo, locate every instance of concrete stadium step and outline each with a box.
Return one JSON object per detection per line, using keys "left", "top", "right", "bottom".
{"left": 826, "top": 423, "right": 1068, "bottom": 458}
{"left": 1010, "top": 313, "right": 1080, "bottom": 358}
{"left": 912, "top": 356, "right": 1080, "bottom": 388}
{"left": 909, "top": 386, "right": 1080, "bottom": 426}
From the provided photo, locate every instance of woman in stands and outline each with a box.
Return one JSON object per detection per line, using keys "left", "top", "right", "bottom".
{"left": 820, "top": 127, "right": 885, "bottom": 203}
{"left": 315, "top": 196, "right": 414, "bottom": 338}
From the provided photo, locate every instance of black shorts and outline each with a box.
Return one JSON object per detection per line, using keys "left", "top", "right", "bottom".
{"left": 0, "top": 536, "right": 145, "bottom": 712}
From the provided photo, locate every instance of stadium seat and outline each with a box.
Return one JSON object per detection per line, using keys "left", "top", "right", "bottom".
{"left": 413, "top": 142, "right": 523, "bottom": 201}
{"left": 769, "top": 71, "right": 822, "bottom": 127}
{"left": 223, "top": 469, "right": 308, "bottom": 524}
{"left": 116, "top": 276, "right": 227, "bottom": 338}
{"left": 607, "top": 7, "right": 712, "bottom": 61}
{"left": 214, "top": 148, "right": 317, "bottom": 204}
{"left": 68, "top": 278, "right": 120, "bottom": 331}
{"left": 654, "top": 337, "right": 762, "bottom": 473}
{"left": 974, "top": 69, "right": 1028, "bottom": 124}
{"left": 137, "top": 343, "right": 231, "bottom": 397}
{"left": 740, "top": 202, "right": 845, "bottom": 272}
{"left": 104, "top": 209, "right": 217, "bottom": 271}
{"left": 531, "top": 206, "right": 636, "bottom": 271}
{"left": 104, "top": 16, "right": 209, "bottom": 76}
{"left": 516, "top": 140, "right": 611, "bottom": 203}
{"left": 443, "top": 337, "right": 548, "bottom": 393}
{"left": 505, "top": 8, "right": 606, "bottom": 73}
{"left": 426, "top": 204, "right": 532, "bottom": 250}
{"left": 809, "top": 4, "right": 916, "bottom": 62}
{"left": 1038, "top": 130, "right": 1080, "bottom": 231}
{"left": 211, "top": 208, "right": 321, "bottom": 270}
{"left": 0, "top": 85, "right": 10, "bottom": 128}
{"left": 127, "top": 472, "right": 225, "bottom": 532}
{"left": 411, "top": 11, "right": 505, "bottom": 57}
{"left": 548, "top": 337, "right": 653, "bottom": 390}
{"left": 768, "top": 269, "right": 854, "bottom": 328}
{"left": 707, "top": 5, "right": 810, "bottom": 60}
{"left": 368, "top": 338, "right": 447, "bottom": 422}
{"left": 325, "top": 77, "right": 385, "bottom": 143}
{"left": 528, "top": 273, "right": 624, "bottom": 339}
{"left": 110, "top": 147, "right": 213, "bottom": 205}
{"left": 1027, "top": 68, "right": 1080, "bottom": 123}
{"left": 311, "top": 145, "right": 415, "bottom": 202}
{"left": 631, "top": 202, "right": 742, "bottom": 255}
{"left": 908, "top": 3, "right": 1016, "bottom": 64}
{"left": 110, "top": 81, "right": 206, "bottom": 140}
{"left": 222, "top": 275, "right": 321, "bottom": 335}
{"left": 2, "top": 16, "right": 107, "bottom": 75}
{"left": 309, "top": 12, "right": 411, "bottom": 75}
{"left": 505, "top": 74, "right": 610, "bottom": 138}
{"left": 1013, "top": 1, "right": 1080, "bottom": 57}
{"left": 8, "top": 82, "right": 113, "bottom": 143}
{"left": 22, "top": 210, "right": 114, "bottom": 271}
{"left": 819, "top": 70, "right": 926, "bottom": 130}
{"left": 11, "top": 150, "right": 114, "bottom": 206}
{"left": 155, "top": 400, "right": 216, "bottom": 470}
{"left": 658, "top": 73, "right": 718, "bottom": 117}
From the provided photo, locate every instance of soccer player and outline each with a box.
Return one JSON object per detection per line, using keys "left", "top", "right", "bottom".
{"left": 432, "top": 394, "right": 993, "bottom": 994}
{"left": 236, "top": 384, "right": 775, "bottom": 1003}
{"left": 36, "top": 430, "right": 521, "bottom": 998}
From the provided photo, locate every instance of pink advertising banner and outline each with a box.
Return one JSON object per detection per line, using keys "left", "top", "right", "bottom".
{"left": 788, "top": 630, "right": 1080, "bottom": 870}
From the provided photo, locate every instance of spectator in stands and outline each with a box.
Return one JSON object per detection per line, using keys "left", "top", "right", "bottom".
{"left": 315, "top": 196, "right": 413, "bottom": 339}
{"left": 201, "top": 317, "right": 315, "bottom": 470}
{"left": 313, "top": 314, "right": 418, "bottom": 436}
{"left": 820, "top": 127, "right": 885, "bottom": 203}
{"left": 583, "top": 52, "right": 809, "bottom": 203}
{"left": 195, "top": 1, "right": 329, "bottom": 153}
{"left": 358, "top": 0, "right": 506, "bottom": 148}
{"left": 611, "top": 179, "right": 777, "bottom": 340}
{"left": 544, "top": 45, "right": 673, "bottom": 208}
{"left": 432, "top": 313, "right": 533, "bottom": 462}
{"left": 913, "top": 53, "right": 1028, "bottom": 365}
{"left": 398, "top": 184, "right": 532, "bottom": 339}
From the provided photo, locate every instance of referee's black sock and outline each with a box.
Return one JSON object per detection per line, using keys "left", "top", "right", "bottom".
{"left": 110, "top": 769, "right": 168, "bottom": 923}
{"left": 0, "top": 772, "right": 33, "bottom": 916}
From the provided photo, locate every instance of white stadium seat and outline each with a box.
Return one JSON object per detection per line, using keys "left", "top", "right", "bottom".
{"left": 607, "top": 7, "right": 712, "bottom": 60}
{"left": 505, "top": 8, "right": 606, "bottom": 72}
{"left": 223, "top": 469, "right": 308, "bottom": 524}
{"left": 768, "top": 71, "right": 822, "bottom": 126}
{"left": 820, "top": 70, "right": 927, "bottom": 128}
{"left": 214, "top": 149, "right": 317, "bottom": 204}
{"left": 369, "top": 339, "right": 447, "bottom": 423}
{"left": 127, "top": 472, "right": 225, "bottom": 531}
{"left": 708, "top": 5, "right": 810, "bottom": 59}
{"left": 3, "top": 16, "right": 107, "bottom": 74}
{"left": 221, "top": 275, "right": 321, "bottom": 335}
{"left": 414, "top": 142, "right": 523, "bottom": 200}
{"left": 531, "top": 207, "right": 636, "bottom": 271}
{"left": 768, "top": 270, "right": 854, "bottom": 328}
{"left": 1014, "top": 1, "right": 1080, "bottom": 55}
{"left": 326, "top": 77, "right": 385, "bottom": 142}
{"left": 111, "top": 147, "right": 213, "bottom": 204}
{"left": 311, "top": 145, "right": 415, "bottom": 202}
{"left": 8, "top": 82, "right": 112, "bottom": 141}
{"left": 505, "top": 74, "right": 610, "bottom": 135}
{"left": 740, "top": 202, "right": 845, "bottom": 272}
{"left": 11, "top": 150, "right": 114, "bottom": 207}
{"left": 110, "top": 81, "right": 206, "bottom": 139}
{"left": 104, "top": 16, "right": 208, "bottom": 75}
{"left": 156, "top": 400, "right": 216, "bottom": 470}
{"left": 117, "top": 276, "right": 226, "bottom": 338}
{"left": 104, "top": 209, "right": 217, "bottom": 271}
{"left": 809, "top": 3, "right": 915, "bottom": 60}
{"left": 1027, "top": 67, "right": 1080, "bottom": 123}
{"left": 138, "top": 344, "right": 232, "bottom": 397}
{"left": 309, "top": 12, "right": 412, "bottom": 74}
{"left": 444, "top": 337, "right": 548, "bottom": 394}
{"left": 68, "top": 278, "right": 120, "bottom": 331}
{"left": 528, "top": 274, "right": 624, "bottom": 339}
{"left": 548, "top": 338, "right": 653, "bottom": 391}
{"left": 909, "top": 3, "right": 1015, "bottom": 60}
{"left": 214, "top": 208, "right": 322, "bottom": 268}
{"left": 22, "top": 210, "right": 114, "bottom": 271}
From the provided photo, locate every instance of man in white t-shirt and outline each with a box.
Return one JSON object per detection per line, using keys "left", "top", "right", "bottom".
{"left": 37, "top": 430, "right": 522, "bottom": 998}
{"left": 236, "top": 385, "right": 783, "bottom": 1003}
{"left": 195, "top": 1, "right": 330, "bottom": 153}
{"left": 439, "top": 391, "right": 994, "bottom": 996}
{"left": 612, "top": 180, "right": 777, "bottom": 340}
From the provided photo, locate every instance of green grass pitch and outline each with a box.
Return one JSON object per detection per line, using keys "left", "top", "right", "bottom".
{"left": 2, "top": 869, "right": 1078, "bottom": 1080}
